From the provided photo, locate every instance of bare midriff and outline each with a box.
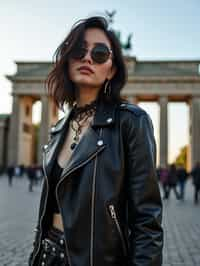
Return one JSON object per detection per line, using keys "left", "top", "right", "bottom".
{"left": 53, "top": 213, "right": 64, "bottom": 231}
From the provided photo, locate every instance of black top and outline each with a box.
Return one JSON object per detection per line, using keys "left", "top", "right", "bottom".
{"left": 50, "top": 159, "right": 63, "bottom": 213}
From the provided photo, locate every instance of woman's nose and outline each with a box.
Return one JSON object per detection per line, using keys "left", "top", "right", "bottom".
{"left": 81, "top": 49, "right": 93, "bottom": 63}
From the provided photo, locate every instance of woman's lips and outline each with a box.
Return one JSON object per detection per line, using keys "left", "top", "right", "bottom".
{"left": 78, "top": 66, "right": 94, "bottom": 74}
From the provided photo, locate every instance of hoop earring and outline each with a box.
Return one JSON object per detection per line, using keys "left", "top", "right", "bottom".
{"left": 104, "top": 80, "right": 111, "bottom": 96}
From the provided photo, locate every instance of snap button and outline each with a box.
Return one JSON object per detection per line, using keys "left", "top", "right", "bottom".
{"left": 60, "top": 239, "right": 64, "bottom": 245}
{"left": 52, "top": 247, "right": 56, "bottom": 252}
{"left": 51, "top": 126, "right": 56, "bottom": 132}
{"left": 33, "top": 227, "right": 39, "bottom": 233}
{"left": 43, "top": 241, "right": 49, "bottom": 251}
{"left": 120, "top": 103, "right": 126, "bottom": 107}
{"left": 41, "top": 262, "right": 45, "bottom": 266}
{"left": 43, "top": 253, "right": 46, "bottom": 259}
{"left": 43, "top": 145, "right": 48, "bottom": 151}
{"left": 60, "top": 252, "right": 65, "bottom": 259}
{"left": 97, "top": 140, "right": 103, "bottom": 146}
{"left": 106, "top": 117, "right": 112, "bottom": 123}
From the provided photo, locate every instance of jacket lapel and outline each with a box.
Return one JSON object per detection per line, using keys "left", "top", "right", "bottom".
{"left": 43, "top": 100, "right": 118, "bottom": 179}
{"left": 43, "top": 107, "right": 73, "bottom": 177}
{"left": 60, "top": 126, "right": 106, "bottom": 179}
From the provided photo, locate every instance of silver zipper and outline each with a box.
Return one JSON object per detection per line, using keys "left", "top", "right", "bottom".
{"left": 90, "top": 127, "right": 103, "bottom": 266}
{"left": 90, "top": 155, "right": 98, "bottom": 266}
{"left": 31, "top": 149, "right": 49, "bottom": 266}
{"left": 55, "top": 178, "right": 72, "bottom": 266}
{"left": 108, "top": 204, "right": 128, "bottom": 257}
{"left": 55, "top": 132, "right": 105, "bottom": 266}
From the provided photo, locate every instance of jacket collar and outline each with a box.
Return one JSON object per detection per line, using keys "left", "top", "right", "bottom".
{"left": 49, "top": 100, "right": 118, "bottom": 135}
{"left": 45, "top": 100, "right": 118, "bottom": 179}
{"left": 91, "top": 99, "right": 118, "bottom": 128}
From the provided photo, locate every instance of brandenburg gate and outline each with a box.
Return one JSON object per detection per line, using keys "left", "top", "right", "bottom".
{"left": 6, "top": 57, "right": 200, "bottom": 169}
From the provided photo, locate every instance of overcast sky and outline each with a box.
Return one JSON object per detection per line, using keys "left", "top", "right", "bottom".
{"left": 0, "top": 0, "right": 199, "bottom": 162}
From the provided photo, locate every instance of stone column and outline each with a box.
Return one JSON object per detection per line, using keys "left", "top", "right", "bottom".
{"left": 38, "top": 95, "right": 50, "bottom": 163}
{"left": 7, "top": 94, "right": 21, "bottom": 166}
{"left": 0, "top": 119, "right": 7, "bottom": 167}
{"left": 0, "top": 122, "right": 4, "bottom": 167}
{"left": 18, "top": 96, "right": 34, "bottom": 166}
{"left": 37, "top": 96, "right": 58, "bottom": 164}
{"left": 159, "top": 96, "right": 168, "bottom": 168}
{"left": 190, "top": 97, "right": 200, "bottom": 169}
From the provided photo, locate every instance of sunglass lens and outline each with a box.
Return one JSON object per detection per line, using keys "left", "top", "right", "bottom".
{"left": 92, "top": 44, "right": 110, "bottom": 63}
{"left": 70, "top": 46, "right": 86, "bottom": 60}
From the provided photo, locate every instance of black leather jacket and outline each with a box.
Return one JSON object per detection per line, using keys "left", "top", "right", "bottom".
{"left": 29, "top": 100, "right": 163, "bottom": 266}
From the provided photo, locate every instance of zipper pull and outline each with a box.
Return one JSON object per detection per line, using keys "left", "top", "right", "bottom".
{"left": 109, "top": 204, "right": 116, "bottom": 219}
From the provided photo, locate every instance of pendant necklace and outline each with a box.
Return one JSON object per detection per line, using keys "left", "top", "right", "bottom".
{"left": 69, "top": 99, "right": 97, "bottom": 150}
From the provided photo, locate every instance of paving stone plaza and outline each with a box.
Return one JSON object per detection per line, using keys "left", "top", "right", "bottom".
{"left": 0, "top": 174, "right": 199, "bottom": 266}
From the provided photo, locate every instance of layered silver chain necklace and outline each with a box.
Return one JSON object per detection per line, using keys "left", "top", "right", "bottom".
{"left": 69, "top": 99, "right": 98, "bottom": 150}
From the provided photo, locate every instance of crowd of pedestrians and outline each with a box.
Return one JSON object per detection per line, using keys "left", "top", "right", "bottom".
{"left": 1, "top": 161, "right": 200, "bottom": 203}
{"left": 158, "top": 162, "right": 200, "bottom": 204}
{"left": 0, "top": 164, "right": 43, "bottom": 192}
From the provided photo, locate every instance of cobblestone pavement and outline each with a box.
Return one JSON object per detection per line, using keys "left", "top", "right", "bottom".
{"left": 0, "top": 175, "right": 42, "bottom": 266}
{"left": 0, "top": 174, "right": 199, "bottom": 266}
{"left": 162, "top": 180, "right": 200, "bottom": 266}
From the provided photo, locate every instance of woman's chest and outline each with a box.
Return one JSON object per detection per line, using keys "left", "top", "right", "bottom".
{"left": 57, "top": 115, "right": 94, "bottom": 168}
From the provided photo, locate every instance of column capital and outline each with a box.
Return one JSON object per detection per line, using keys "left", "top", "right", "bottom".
{"left": 159, "top": 95, "right": 168, "bottom": 103}
{"left": 127, "top": 95, "right": 138, "bottom": 104}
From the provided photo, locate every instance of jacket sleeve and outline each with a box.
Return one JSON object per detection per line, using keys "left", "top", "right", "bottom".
{"left": 125, "top": 113, "right": 163, "bottom": 266}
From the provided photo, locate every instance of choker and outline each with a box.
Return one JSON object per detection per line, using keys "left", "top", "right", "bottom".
{"left": 72, "top": 99, "right": 98, "bottom": 120}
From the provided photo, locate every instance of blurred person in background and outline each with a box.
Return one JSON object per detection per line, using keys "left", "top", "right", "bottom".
{"left": 159, "top": 166, "right": 169, "bottom": 200}
{"left": 27, "top": 165, "right": 36, "bottom": 192}
{"left": 191, "top": 162, "right": 200, "bottom": 204}
{"left": 165, "top": 164, "right": 180, "bottom": 200}
{"left": 176, "top": 164, "right": 188, "bottom": 200}
{"left": 7, "top": 165, "right": 14, "bottom": 186}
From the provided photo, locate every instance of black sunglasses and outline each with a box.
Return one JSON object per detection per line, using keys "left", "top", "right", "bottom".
{"left": 69, "top": 43, "right": 113, "bottom": 64}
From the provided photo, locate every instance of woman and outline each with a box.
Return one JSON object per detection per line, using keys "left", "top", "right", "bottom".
{"left": 29, "top": 16, "right": 163, "bottom": 266}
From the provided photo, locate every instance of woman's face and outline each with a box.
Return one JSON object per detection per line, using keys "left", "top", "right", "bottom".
{"left": 68, "top": 28, "right": 116, "bottom": 90}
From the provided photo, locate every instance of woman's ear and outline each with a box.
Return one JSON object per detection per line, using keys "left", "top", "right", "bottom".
{"left": 107, "top": 65, "right": 117, "bottom": 80}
